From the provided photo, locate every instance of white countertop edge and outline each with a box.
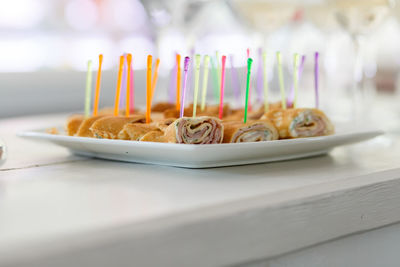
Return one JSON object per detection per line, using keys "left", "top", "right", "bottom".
{"left": 2, "top": 167, "right": 400, "bottom": 267}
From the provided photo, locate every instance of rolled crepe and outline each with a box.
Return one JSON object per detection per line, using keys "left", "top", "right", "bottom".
{"left": 163, "top": 106, "right": 193, "bottom": 119}
{"left": 118, "top": 123, "right": 158, "bottom": 140}
{"left": 65, "top": 114, "right": 84, "bottom": 136}
{"left": 202, "top": 104, "right": 232, "bottom": 117}
{"left": 154, "top": 118, "right": 175, "bottom": 131}
{"left": 262, "top": 108, "right": 334, "bottom": 139}
{"left": 222, "top": 120, "right": 278, "bottom": 143}
{"left": 90, "top": 115, "right": 146, "bottom": 139}
{"left": 224, "top": 108, "right": 264, "bottom": 121}
{"left": 163, "top": 104, "right": 231, "bottom": 119}
{"left": 263, "top": 101, "right": 291, "bottom": 111}
{"left": 225, "top": 102, "right": 289, "bottom": 122}
{"left": 151, "top": 102, "right": 175, "bottom": 112}
{"left": 76, "top": 115, "right": 107, "bottom": 137}
{"left": 150, "top": 112, "right": 165, "bottom": 121}
{"left": 163, "top": 116, "right": 224, "bottom": 144}
{"left": 140, "top": 130, "right": 165, "bottom": 142}
{"left": 98, "top": 107, "right": 141, "bottom": 115}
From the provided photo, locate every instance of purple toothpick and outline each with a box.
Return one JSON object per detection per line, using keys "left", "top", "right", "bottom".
{"left": 229, "top": 55, "right": 241, "bottom": 106}
{"left": 180, "top": 56, "right": 191, "bottom": 118}
{"left": 256, "top": 47, "right": 263, "bottom": 103}
{"left": 288, "top": 55, "right": 306, "bottom": 107}
{"left": 314, "top": 52, "right": 319, "bottom": 108}
{"left": 187, "top": 48, "right": 195, "bottom": 98}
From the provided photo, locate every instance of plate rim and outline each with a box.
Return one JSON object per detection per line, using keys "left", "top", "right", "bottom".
{"left": 17, "top": 127, "right": 385, "bottom": 150}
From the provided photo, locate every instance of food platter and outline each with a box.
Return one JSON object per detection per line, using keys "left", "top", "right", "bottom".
{"left": 18, "top": 125, "right": 383, "bottom": 168}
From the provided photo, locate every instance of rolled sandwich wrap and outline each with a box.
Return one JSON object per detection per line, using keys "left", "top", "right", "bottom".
{"left": 262, "top": 108, "right": 334, "bottom": 139}
{"left": 222, "top": 120, "right": 278, "bottom": 143}
{"left": 65, "top": 114, "right": 84, "bottom": 136}
{"left": 140, "top": 130, "right": 165, "bottom": 142}
{"left": 224, "top": 108, "right": 264, "bottom": 121}
{"left": 118, "top": 123, "right": 158, "bottom": 140}
{"left": 164, "top": 106, "right": 193, "bottom": 119}
{"left": 154, "top": 118, "right": 175, "bottom": 131}
{"left": 90, "top": 115, "right": 146, "bottom": 139}
{"left": 98, "top": 107, "right": 140, "bottom": 116}
{"left": 151, "top": 102, "right": 175, "bottom": 112}
{"left": 203, "top": 104, "right": 232, "bottom": 117}
{"left": 263, "top": 101, "right": 292, "bottom": 111}
{"left": 163, "top": 116, "right": 224, "bottom": 144}
{"left": 76, "top": 115, "right": 107, "bottom": 137}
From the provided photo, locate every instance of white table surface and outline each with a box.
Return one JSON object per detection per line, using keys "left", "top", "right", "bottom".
{"left": 1, "top": 113, "right": 400, "bottom": 267}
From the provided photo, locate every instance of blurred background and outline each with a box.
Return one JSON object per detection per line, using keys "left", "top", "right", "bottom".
{"left": 1, "top": 0, "right": 400, "bottom": 125}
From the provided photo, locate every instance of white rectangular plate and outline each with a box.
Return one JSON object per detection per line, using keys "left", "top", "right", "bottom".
{"left": 18, "top": 126, "right": 383, "bottom": 168}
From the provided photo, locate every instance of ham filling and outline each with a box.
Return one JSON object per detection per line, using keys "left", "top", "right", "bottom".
{"left": 176, "top": 118, "right": 222, "bottom": 144}
{"left": 290, "top": 111, "right": 328, "bottom": 137}
{"left": 232, "top": 124, "right": 274, "bottom": 142}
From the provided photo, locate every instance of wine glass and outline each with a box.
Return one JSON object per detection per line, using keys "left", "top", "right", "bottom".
{"left": 331, "top": 0, "right": 394, "bottom": 120}
{"left": 227, "top": 0, "right": 298, "bottom": 105}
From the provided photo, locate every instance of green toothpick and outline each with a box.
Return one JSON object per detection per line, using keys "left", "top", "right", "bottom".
{"left": 210, "top": 57, "right": 219, "bottom": 102}
{"left": 201, "top": 55, "right": 210, "bottom": 111}
{"left": 193, "top": 54, "right": 201, "bottom": 117}
{"left": 84, "top": 60, "right": 93, "bottom": 118}
{"left": 276, "top": 51, "right": 286, "bottom": 109}
{"left": 244, "top": 58, "right": 253, "bottom": 123}
{"left": 216, "top": 50, "right": 221, "bottom": 89}
{"left": 262, "top": 52, "right": 269, "bottom": 113}
{"left": 293, "top": 53, "right": 299, "bottom": 108}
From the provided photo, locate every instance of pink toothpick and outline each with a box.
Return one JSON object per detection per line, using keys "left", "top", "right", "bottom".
{"left": 219, "top": 55, "right": 227, "bottom": 119}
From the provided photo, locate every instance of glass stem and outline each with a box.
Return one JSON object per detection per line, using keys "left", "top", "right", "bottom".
{"left": 352, "top": 34, "right": 365, "bottom": 121}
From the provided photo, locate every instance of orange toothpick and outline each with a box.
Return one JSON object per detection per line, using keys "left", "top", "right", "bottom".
{"left": 151, "top": 58, "right": 160, "bottom": 106}
{"left": 146, "top": 55, "right": 153, "bottom": 124}
{"left": 93, "top": 54, "right": 103, "bottom": 116}
{"left": 176, "top": 54, "right": 181, "bottom": 111}
{"left": 126, "top": 54, "right": 132, "bottom": 117}
{"left": 114, "top": 55, "right": 125, "bottom": 116}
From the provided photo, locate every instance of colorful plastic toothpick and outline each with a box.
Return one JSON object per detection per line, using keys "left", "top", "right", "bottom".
{"left": 244, "top": 58, "right": 253, "bottom": 123}
{"left": 276, "top": 51, "right": 287, "bottom": 110}
{"left": 84, "top": 60, "right": 93, "bottom": 118}
{"left": 247, "top": 48, "right": 252, "bottom": 111}
{"left": 219, "top": 55, "right": 227, "bottom": 119}
{"left": 293, "top": 53, "right": 300, "bottom": 108}
{"left": 193, "top": 54, "right": 201, "bottom": 117}
{"left": 151, "top": 58, "right": 160, "bottom": 105}
{"left": 146, "top": 55, "right": 153, "bottom": 123}
{"left": 314, "top": 52, "right": 319, "bottom": 108}
{"left": 216, "top": 50, "right": 221, "bottom": 89}
{"left": 126, "top": 54, "right": 132, "bottom": 117}
{"left": 119, "top": 54, "right": 127, "bottom": 109}
{"left": 93, "top": 54, "right": 103, "bottom": 116}
{"left": 200, "top": 55, "right": 210, "bottom": 111}
{"left": 210, "top": 57, "right": 219, "bottom": 102}
{"left": 114, "top": 55, "right": 124, "bottom": 116}
{"left": 129, "top": 57, "right": 134, "bottom": 113}
{"left": 176, "top": 54, "right": 181, "bottom": 111}
{"left": 180, "top": 57, "right": 191, "bottom": 118}
{"left": 262, "top": 52, "right": 269, "bottom": 113}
